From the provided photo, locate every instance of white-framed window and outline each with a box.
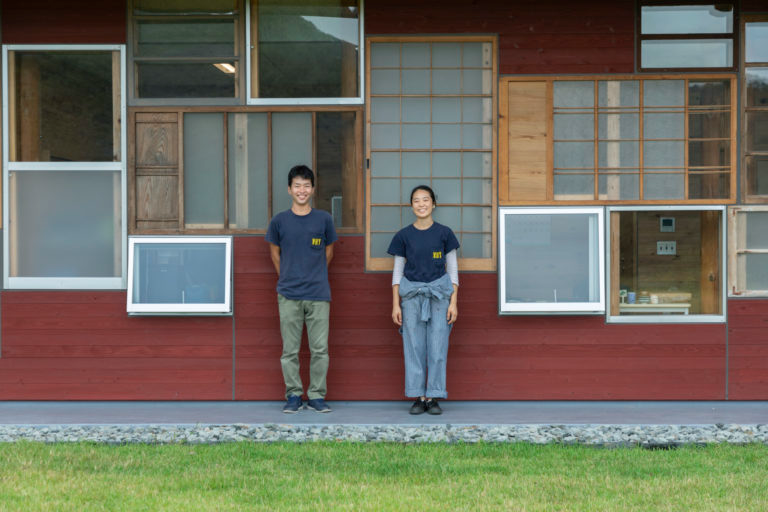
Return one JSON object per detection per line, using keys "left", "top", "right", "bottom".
{"left": 127, "top": 236, "right": 232, "bottom": 315}
{"left": 728, "top": 206, "right": 768, "bottom": 297}
{"left": 606, "top": 205, "right": 726, "bottom": 323}
{"left": 246, "top": 0, "right": 364, "bottom": 105}
{"left": 499, "top": 207, "right": 605, "bottom": 314}
{"left": 2, "top": 45, "right": 127, "bottom": 290}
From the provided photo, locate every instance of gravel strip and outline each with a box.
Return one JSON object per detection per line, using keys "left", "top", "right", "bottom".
{"left": 1, "top": 424, "right": 767, "bottom": 446}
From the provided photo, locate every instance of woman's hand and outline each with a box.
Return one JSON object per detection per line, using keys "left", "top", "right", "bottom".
{"left": 447, "top": 302, "right": 458, "bottom": 324}
{"left": 392, "top": 304, "right": 402, "bottom": 326}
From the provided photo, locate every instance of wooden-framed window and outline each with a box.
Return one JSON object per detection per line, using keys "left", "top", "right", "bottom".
{"left": 638, "top": 2, "right": 737, "bottom": 71}
{"left": 128, "top": 0, "right": 244, "bottom": 104}
{"left": 247, "top": 0, "right": 363, "bottom": 104}
{"left": 499, "top": 75, "right": 737, "bottom": 205}
{"left": 366, "top": 36, "right": 497, "bottom": 272}
{"left": 742, "top": 15, "right": 768, "bottom": 202}
{"left": 2, "top": 45, "right": 127, "bottom": 290}
{"left": 728, "top": 206, "right": 768, "bottom": 297}
{"left": 129, "top": 106, "right": 363, "bottom": 234}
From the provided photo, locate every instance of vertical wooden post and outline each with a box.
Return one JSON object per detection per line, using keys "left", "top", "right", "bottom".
{"left": 605, "top": 80, "right": 621, "bottom": 200}
{"left": 610, "top": 211, "right": 621, "bottom": 316}
{"left": 19, "top": 55, "right": 41, "bottom": 161}
{"left": 700, "top": 210, "right": 721, "bottom": 314}
{"left": 232, "top": 113, "right": 250, "bottom": 228}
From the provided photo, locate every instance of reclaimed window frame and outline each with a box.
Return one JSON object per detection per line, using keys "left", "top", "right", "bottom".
{"left": 499, "top": 75, "right": 738, "bottom": 205}
{"left": 2, "top": 45, "right": 127, "bottom": 290}
{"left": 128, "top": 105, "right": 364, "bottom": 235}
{"left": 728, "top": 206, "right": 768, "bottom": 297}
{"left": 366, "top": 36, "right": 498, "bottom": 272}
{"left": 637, "top": 2, "right": 738, "bottom": 72}
{"left": 741, "top": 15, "right": 768, "bottom": 202}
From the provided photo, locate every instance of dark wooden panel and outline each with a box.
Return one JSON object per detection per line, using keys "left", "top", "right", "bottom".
{"left": 726, "top": 299, "right": 768, "bottom": 399}
{"left": 1, "top": 1, "right": 127, "bottom": 44}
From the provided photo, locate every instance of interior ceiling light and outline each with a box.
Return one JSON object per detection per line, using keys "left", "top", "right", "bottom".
{"left": 213, "top": 63, "right": 236, "bottom": 74}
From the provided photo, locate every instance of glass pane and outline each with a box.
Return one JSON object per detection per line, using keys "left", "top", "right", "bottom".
{"left": 746, "top": 254, "right": 768, "bottom": 290}
{"left": 746, "top": 112, "right": 768, "bottom": 152}
{"left": 402, "top": 69, "right": 430, "bottom": 94}
{"left": 598, "top": 141, "right": 639, "bottom": 168}
{"left": 643, "top": 173, "right": 684, "bottom": 200}
{"left": 463, "top": 42, "right": 491, "bottom": 68}
{"left": 10, "top": 171, "right": 120, "bottom": 278}
{"left": 554, "top": 174, "right": 594, "bottom": 199}
{"left": 432, "top": 97, "right": 461, "bottom": 123}
{"left": 371, "top": 97, "right": 400, "bottom": 123}
{"left": 463, "top": 152, "right": 492, "bottom": 178}
{"left": 598, "top": 114, "right": 639, "bottom": 139}
{"left": 462, "top": 207, "right": 492, "bottom": 232}
{"left": 644, "top": 80, "right": 685, "bottom": 106}
{"left": 644, "top": 141, "right": 684, "bottom": 168}
{"left": 371, "top": 69, "right": 400, "bottom": 94}
{"left": 132, "top": 242, "right": 227, "bottom": 305}
{"left": 462, "top": 178, "right": 492, "bottom": 204}
{"left": 185, "top": 113, "right": 224, "bottom": 228}
{"left": 688, "top": 173, "right": 729, "bottom": 199}
{"left": 432, "top": 124, "right": 460, "bottom": 149}
{"left": 401, "top": 206, "right": 416, "bottom": 226}
{"left": 554, "top": 114, "right": 594, "bottom": 140}
{"left": 257, "top": 0, "right": 359, "bottom": 98}
{"left": 402, "top": 43, "right": 430, "bottom": 67}
{"left": 431, "top": 207, "right": 460, "bottom": 232}
{"left": 746, "top": 69, "right": 768, "bottom": 107}
{"left": 504, "top": 213, "right": 599, "bottom": 303}
{"left": 401, "top": 178, "right": 424, "bottom": 203}
{"left": 370, "top": 178, "right": 400, "bottom": 204}
{"left": 462, "top": 97, "right": 492, "bottom": 123}
{"left": 370, "top": 42, "right": 399, "bottom": 67}
{"left": 433, "top": 152, "right": 461, "bottom": 177}
{"left": 370, "top": 206, "right": 401, "bottom": 232}
{"left": 433, "top": 69, "right": 461, "bottom": 94}
{"left": 371, "top": 152, "right": 400, "bottom": 178}
{"left": 272, "top": 113, "right": 312, "bottom": 214}
{"left": 461, "top": 233, "right": 492, "bottom": 258}
{"left": 689, "top": 111, "right": 729, "bottom": 139}
{"left": 689, "top": 80, "right": 730, "bottom": 105}
{"left": 432, "top": 179, "right": 461, "bottom": 203}
{"left": 598, "top": 174, "right": 639, "bottom": 200}
{"left": 432, "top": 43, "right": 461, "bottom": 67}
{"left": 135, "top": 0, "right": 235, "bottom": 13}
{"left": 746, "top": 22, "right": 768, "bottom": 62}
{"left": 554, "top": 142, "right": 594, "bottom": 168}
{"left": 746, "top": 212, "right": 768, "bottom": 249}
{"left": 228, "top": 113, "right": 269, "bottom": 229}
{"left": 137, "top": 62, "right": 236, "bottom": 98}
{"left": 370, "top": 232, "right": 395, "bottom": 258}
{"left": 371, "top": 124, "right": 400, "bottom": 149}
{"left": 746, "top": 156, "right": 768, "bottom": 196}
{"left": 641, "top": 40, "right": 733, "bottom": 68}
{"left": 462, "top": 124, "right": 492, "bottom": 149}
{"left": 402, "top": 124, "right": 431, "bottom": 149}
{"left": 598, "top": 80, "right": 639, "bottom": 107}
{"left": 689, "top": 141, "right": 729, "bottom": 167}
{"left": 644, "top": 113, "right": 684, "bottom": 139}
{"left": 641, "top": 5, "right": 733, "bottom": 34}
{"left": 402, "top": 152, "right": 430, "bottom": 177}
{"left": 462, "top": 69, "right": 491, "bottom": 94}
{"left": 315, "top": 112, "right": 358, "bottom": 228}
{"left": 553, "top": 81, "right": 594, "bottom": 108}
{"left": 402, "top": 97, "right": 430, "bottom": 123}
{"left": 136, "top": 20, "right": 234, "bottom": 57}
{"left": 12, "top": 52, "right": 116, "bottom": 161}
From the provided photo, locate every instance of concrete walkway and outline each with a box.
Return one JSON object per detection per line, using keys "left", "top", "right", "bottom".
{"left": 1, "top": 401, "right": 767, "bottom": 426}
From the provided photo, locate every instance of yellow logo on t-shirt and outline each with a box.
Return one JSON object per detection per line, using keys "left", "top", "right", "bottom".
{"left": 311, "top": 238, "right": 323, "bottom": 246}
{"left": 433, "top": 251, "right": 442, "bottom": 259}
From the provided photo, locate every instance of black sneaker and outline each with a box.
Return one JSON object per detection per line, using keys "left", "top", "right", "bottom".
{"left": 282, "top": 395, "right": 303, "bottom": 414}
{"left": 425, "top": 399, "right": 442, "bottom": 415}
{"left": 409, "top": 398, "right": 427, "bottom": 415}
{"left": 306, "top": 398, "right": 332, "bottom": 413}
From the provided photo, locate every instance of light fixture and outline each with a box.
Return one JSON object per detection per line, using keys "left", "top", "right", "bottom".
{"left": 213, "top": 63, "right": 236, "bottom": 74}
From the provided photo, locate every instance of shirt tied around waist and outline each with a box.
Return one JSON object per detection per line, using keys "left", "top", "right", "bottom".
{"left": 398, "top": 273, "right": 454, "bottom": 322}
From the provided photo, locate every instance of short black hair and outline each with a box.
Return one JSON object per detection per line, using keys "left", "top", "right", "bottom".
{"left": 288, "top": 165, "right": 315, "bottom": 187}
{"left": 410, "top": 184, "right": 436, "bottom": 205}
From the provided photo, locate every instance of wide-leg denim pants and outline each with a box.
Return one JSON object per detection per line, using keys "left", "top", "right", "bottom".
{"left": 399, "top": 274, "right": 453, "bottom": 399}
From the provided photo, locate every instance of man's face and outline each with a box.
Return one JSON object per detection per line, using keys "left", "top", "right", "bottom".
{"left": 288, "top": 176, "right": 314, "bottom": 207}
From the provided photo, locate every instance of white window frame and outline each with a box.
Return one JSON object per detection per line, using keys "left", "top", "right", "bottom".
{"left": 606, "top": 205, "right": 726, "bottom": 324}
{"left": 127, "top": 236, "right": 233, "bottom": 315}
{"left": 728, "top": 205, "right": 768, "bottom": 297}
{"left": 499, "top": 207, "right": 605, "bottom": 314}
{"left": 245, "top": 0, "right": 364, "bottom": 105}
{"left": 2, "top": 44, "right": 127, "bottom": 290}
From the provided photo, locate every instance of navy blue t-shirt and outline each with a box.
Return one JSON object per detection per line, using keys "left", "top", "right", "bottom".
{"left": 265, "top": 208, "right": 338, "bottom": 301}
{"left": 387, "top": 222, "right": 460, "bottom": 284}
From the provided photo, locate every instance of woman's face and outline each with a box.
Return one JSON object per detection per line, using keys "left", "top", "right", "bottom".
{"left": 411, "top": 189, "right": 434, "bottom": 220}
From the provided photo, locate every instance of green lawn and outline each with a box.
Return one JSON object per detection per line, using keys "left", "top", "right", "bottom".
{"left": 0, "top": 442, "right": 766, "bottom": 511}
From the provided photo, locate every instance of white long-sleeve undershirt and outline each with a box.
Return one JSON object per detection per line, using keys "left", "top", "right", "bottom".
{"left": 392, "top": 249, "right": 459, "bottom": 287}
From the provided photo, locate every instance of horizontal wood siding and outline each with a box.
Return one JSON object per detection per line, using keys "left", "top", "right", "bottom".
{"left": 727, "top": 299, "right": 768, "bottom": 399}
{"left": 365, "top": 0, "right": 634, "bottom": 74}
{"left": 1, "top": 1, "right": 127, "bottom": 44}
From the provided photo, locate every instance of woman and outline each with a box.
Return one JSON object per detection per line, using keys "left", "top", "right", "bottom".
{"left": 389, "top": 185, "right": 459, "bottom": 415}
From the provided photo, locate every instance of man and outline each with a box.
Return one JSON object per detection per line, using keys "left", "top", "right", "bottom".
{"left": 265, "top": 165, "right": 337, "bottom": 413}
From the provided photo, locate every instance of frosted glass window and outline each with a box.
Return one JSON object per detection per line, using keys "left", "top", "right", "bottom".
{"left": 641, "top": 40, "right": 733, "bottom": 68}
{"left": 402, "top": 124, "right": 431, "bottom": 149}
{"left": 433, "top": 206, "right": 461, "bottom": 230}
{"left": 644, "top": 141, "right": 685, "bottom": 167}
{"left": 554, "top": 142, "right": 594, "bottom": 168}
{"left": 554, "top": 81, "right": 594, "bottom": 108}
{"left": 184, "top": 113, "right": 225, "bottom": 228}
{"left": 370, "top": 233, "right": 394, "bottom": 258}
{"left": 402, "top": 43, "right": 430, "bottom": 67}
{"left": 598, "top": 174, "right": 639, "bottom": 200}
{"left": 371, "top": 124, "right": 400, "bottom": 149}
{"left": 462, "top": 43, "right": 490, "bottom": 67}
{"left": 127, "top": 237, "right": 231, "bottom": 314}
{"left": 643, "top": 173, "right": 684, "bottom": 200}
{"left": 272, "top": 113, "right": 312, "bottom": 214}
{"left": 746, "top": 212, "right": 768, "bottom": 249}
{"left": 499, "top": 208, "right": 604, "bottom": 314}
{"left": 644, "top": 80, "right": 685, "bottom": 106}
{"left": 746, "top": 254, "right": 768, "bottom": 290}
{"left": 462, "top": 97, "right": 492, "bottom": 123}
{"left": 598, "top": 81, "right": 639, "bottom": 107}
{"left": 731, "top": 208, "right": 768, "bottom": 296}
{"left": 598, "top": 114, "right": 639, "bottom": 140}
{"left": 462, "top": 69, "right": 491, "bottom": 94}
{"left": 433, "top": 97, "right": 461, "bottom": 123}
{"left": 644, "top": 113, "right": 684, "bottom": 139}
{"left": 461, "top": 233, "right": 492, "bottom": 258}
{"left": 432, "top": 43, "right": 461, "bottom": 67}
{"left": 432, "top": 125, "right": 461, "bottom": 149}
{"left": 402, "top": 97, "right": 430, "bottom": 123}
{"left": 371, "top": 178, "right": 401, "bottom": 204}
{"left": 228, "top": 113, "right": 269, "bottom": 229}
{"left": 462, "top": 207, "right": 491, "bottom": 232}
{"left": 433, "top": 153, "right": 461, "bottom": 177}
{"left": 462, "top": 124, "right": 491, "bottom": 150}
{"left": 371, "top": 70, "right": 401, "bottom": 94}
{"left": 371, "top": 43, "right": 399, "bottom": 67}
{"left": 371, "top": 98, "right": 400, "bottom": 123}
{"left": 402, "top": 152, "right": 430, "bottom": 177}
{"left": 598, "top": 142, "right": 639, "bottom": 168}
{"left": 554, "top": 114, "right": 594, "bottom": 140}
{"left": 370, "top": 207, "right": 401, "bottom": 231}
{"left": 554, "top": 175, "right": 594, "bottom": 198}
{"left": 401, "top": 179, "right": 425, "bottom": 203}
{"left": 403, "top": 69, "right": 430, "bottom": 94}
{"left": 462, "top": 179, "right": 491, "bottom": 204}
{"left": 432, "top": 179, "right": 461, "bottom": 203}
{"left": 463, "top": 152, "right": 492, "bottom": 177}
{"left": 433, "top": 70, "right": 461, "bottom": 94}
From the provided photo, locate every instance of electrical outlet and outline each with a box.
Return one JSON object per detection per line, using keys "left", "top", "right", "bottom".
{"left": 656, "top": 241, "right": 676, "bottom": 255}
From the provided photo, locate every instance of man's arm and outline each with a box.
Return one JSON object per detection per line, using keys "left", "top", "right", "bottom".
{"left": 269, "top": 243, "right": 281, "bottom": 275}
{"left": 326, "top": 243, "right": 334, "bottom": 267}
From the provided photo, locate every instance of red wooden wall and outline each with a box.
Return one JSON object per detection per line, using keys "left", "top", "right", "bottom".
{"left": 727, "top": 300, "right": 768, "bottom": 399}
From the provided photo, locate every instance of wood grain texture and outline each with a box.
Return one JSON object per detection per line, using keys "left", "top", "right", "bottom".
{"left": 727, "top": 299, "right": 768, "bottom": 399}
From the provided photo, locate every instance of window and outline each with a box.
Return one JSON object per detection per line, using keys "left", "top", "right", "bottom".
{"left": 130, "top": 107, "right": 362, "bottom": 233}
{"left": 742, "top": 16, "right": 768, "bottom": 201}
{"left": 129, "top": 0, "right": 242, "bottom": 102}
{"left": 499, "top": 208, "right": 605, "bottom": 314}
{"left": 607, "top": 206, "right": 725, "bottom": 323}
{"left": 499, "top": 75, "right": 737, "bottom": 204}
{"left": 3, "top": 45, "right": 126, "bottom": 289}
{"left": 127, "top": 236, "right": 232, "bottom": 314}
{"left": 366, "top": 37, "right": 497, "bottom": 271}
{"left": 247, "top": 0, "right": 362, "bottom": 104}
{"left": 638, "top": 3, "right": 736, "bottom": 70}
{"left": 728, "top": 207, "right": 768, "bottom": 297}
